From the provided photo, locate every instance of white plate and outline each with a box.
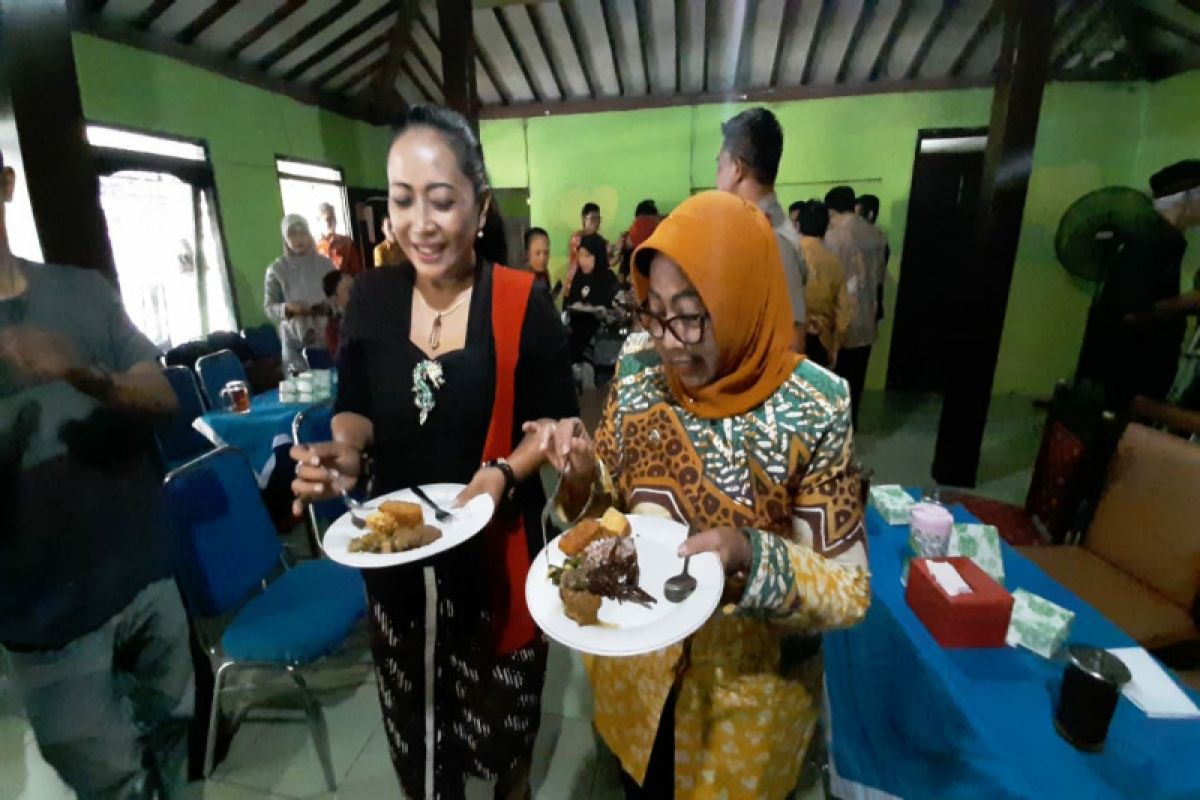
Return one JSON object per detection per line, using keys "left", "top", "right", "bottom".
{"left": 321, "top": 483, "right": 495, "bottom": 569}
{"left": 525, "top": 515, "right": 725, "bottom": 657}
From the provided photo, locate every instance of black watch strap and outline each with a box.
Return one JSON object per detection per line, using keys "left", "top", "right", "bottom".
{"left": 485, "top": 458, "right": 517, "bottom": 499}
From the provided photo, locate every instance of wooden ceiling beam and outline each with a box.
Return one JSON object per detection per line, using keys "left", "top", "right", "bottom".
{"left": 1140, "top": 6, "right": 1200, "bottom": 48}
{"left": 227, "top": 0, "right": 305, "bottom": 59}
{"left": 869, "top": 0, "right": 911, "bottom": 81}
{"left": 310, "top": 31, "right": 389, "bottom": 88}
{"left": 439, "top": 0, "right": 480, "bottom": 122}
{"left": 331, "top": 49, "right": 385, "bottom": 93}
{"left": 674, "top": 0, "right": 684, "bottom": 93}
{"left": 475, "top": 38, "right": 512, "bottom": 104}
{"left": 494, "top": 7, "right": 542, "bottom": 101}
{"left": 906, "top": 0, "right": 954, "bottom": 80}
{"left": 801, "top": 0, "right": 834, "bottom": 85}
{"left": 73, "top": 19, "right": 379, "bottom": 122}
{"left": 950, "top": 1, "right": 1000, "bottom": 77}
{"left": 732, "top": 0, "right": 758, "bottom": 90}
{"left": 400, "top": 58, "right": 435, "bottom": 102}
{"left": 702, "top": 0, "right": 716, "bottom": 92}
{"left": 837, "top": 0, "right": 878, "bottom": 84}
{"left": 1051, "top": 2, "right": 1104, "bottom": 70}
{"left": 284, "top": 1, "right": 399, "bottom": 81}
{"left": 770, "top": 0, "right": 801, "bottom": 87}
{"left": 634, "top": 0, "right": 654, "bottom": 94}
{"left": 407, "top": 34, "right": 445, "bottom": 96}
{"left": 599, "top": 0, "right": 625, "bottom": 95}
{"left": 133, "top": 0, "right": 175, "bottom": 31}
{"left": 370, "top": 0, "right": 420, "bottom": 118}
{"left": 480, "top": 75, "right": 992, "bottom": 120}
{"left": 175, "top": 0, "right": 238, "bottom": 44}
{"left": 560, "top": 0, "right": 596, "bottom": 98}
{"left": 526, "top": 4, "right": 566, "bottom": 99}
{"left": 258, "top": 0, "right": 359, "bottom": 72}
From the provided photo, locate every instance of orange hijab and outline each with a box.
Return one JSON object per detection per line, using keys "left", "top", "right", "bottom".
{"left": 632, "top": 191, "right": 801, "bottom": 419}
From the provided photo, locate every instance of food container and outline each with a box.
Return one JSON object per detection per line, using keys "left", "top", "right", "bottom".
{"left": 947, "top": 523, "right": 1005, "bottom": 583}
{"left": 905, "top": 557, "right": 1014, "bottom": 648}
{"left": 1005, "top": 589, "right": 1075, "bottom": 659}
{"left": 1054, "top": 645, "right": 1131, "bottom": 752}
{"left": 279, "top": 379, "right": 298, "bottom": 404}
{"left": 909, "top": 502, "right": 954, "bottom": 557}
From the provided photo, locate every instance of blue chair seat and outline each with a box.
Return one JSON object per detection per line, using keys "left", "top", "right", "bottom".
{"left": 221, "top": 560, "right": 366, "bottom": 664}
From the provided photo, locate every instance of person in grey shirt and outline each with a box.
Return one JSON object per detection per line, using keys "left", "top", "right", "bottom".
{"left": 715, "top": 107, "right": 807, "bottom": 354}
{"left": 263, "top": 214, "right": 336, "bottom": 373}
{"left": 0, "top": 149, "right": 193, "bottom": 798}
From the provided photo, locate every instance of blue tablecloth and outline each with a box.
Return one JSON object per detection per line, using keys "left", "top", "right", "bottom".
{"left": 824, "top": 490, "right": 1200, "bottom": 800}
{"left": 193, "top": 391, "right": 331, "bottom": 486}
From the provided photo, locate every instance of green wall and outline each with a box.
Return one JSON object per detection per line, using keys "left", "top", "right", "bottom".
{"left": 480, "top": 80, "right": 1175, "bottom": 395}
{"left": 72, "top": 33, "right": 392, "bottom": 327}
{"left": 1135, "top": 70, "right": 1200, "bottom": 293}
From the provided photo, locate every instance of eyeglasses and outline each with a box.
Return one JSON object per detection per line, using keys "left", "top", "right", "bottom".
{"left": 636, "top": 306, "right": 709, "bottom": 345}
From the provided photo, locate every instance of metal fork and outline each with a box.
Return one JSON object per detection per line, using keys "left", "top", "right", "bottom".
{"left": 326, "top": 468, "right": 368, "bottom": 529}
{"left": 411, "top": 485, "right": 455, "bottom": 523}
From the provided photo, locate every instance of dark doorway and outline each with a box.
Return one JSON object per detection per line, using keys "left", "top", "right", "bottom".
{"left": 347, "top": 186, "right": 388, "bottom": 268}
{"left": 886, "top": 129, "right": 987, "bottom": 393}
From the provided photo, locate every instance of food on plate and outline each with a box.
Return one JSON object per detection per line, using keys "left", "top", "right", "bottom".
{"left": 599, "top": 507, "right": 632, "bottom": 538}
{"left": 549, "top": 510, "right": 655, "bottom": 626}
{"left": 349, "top": 502, "right": 442, "bottom": 554}
{"left": 379, "top": 500, "right": 423, "bottom": 528}
{"left": 560, "top": 586, "right": 602, "bottom": 626}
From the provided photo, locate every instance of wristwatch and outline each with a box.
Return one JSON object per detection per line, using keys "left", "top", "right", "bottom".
{"left": 483, "top": 458, "right": 517, "bottom": 500}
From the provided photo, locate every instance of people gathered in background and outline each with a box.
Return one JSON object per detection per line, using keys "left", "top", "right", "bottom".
{"left": 565, "top": 232, "right": 621, "bottom": 368}
{"left": 824, "top": 185, "right": 888, "bottom": 426}
{"left": 264, "top": 214, "right": 336, "bottom": 374}
{"left": 564, "top": 200, "right": 602, "bottom": 295}
{"left": 796, "top": 199, "right": 853, "bottom": 369}
{"left": 619, "top": 199, "right": 661, "bottom": 282}
{"left": 316, "top": 201, "right": 363, "bottom": 276}
{"left": 716, "top": 108, "right": 808, "bottom": 354}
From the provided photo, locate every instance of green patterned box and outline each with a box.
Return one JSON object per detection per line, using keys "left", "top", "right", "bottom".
{"left": 1005, "top": 589, "right": 1074, "bottom": 659}
{"left": 948, "top": 524, "right": 1005, "bottom": 584}
{"left": 870, "top": 485, "right": 915, "bottom": 526}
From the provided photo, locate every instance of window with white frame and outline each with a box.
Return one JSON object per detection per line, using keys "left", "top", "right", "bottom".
{"left": 276, "top": 158, "right": 353, "bottom": 241}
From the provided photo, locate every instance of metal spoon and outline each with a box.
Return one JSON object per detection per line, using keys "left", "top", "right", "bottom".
{"left": 327, "top": 468, "right": 368, "bottom": 529}
{"left": 663, "top": 523, "right": 698, "bottom": 603}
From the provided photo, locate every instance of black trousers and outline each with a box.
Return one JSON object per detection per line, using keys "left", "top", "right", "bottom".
{"left": 805, "top": 334, "right": 833, "bottom": 370}
{"left": 620, "top": 687, "right": 677, "bottom": 798}
{"left": 835, "top": 345, "right": 872, "bottom": 429}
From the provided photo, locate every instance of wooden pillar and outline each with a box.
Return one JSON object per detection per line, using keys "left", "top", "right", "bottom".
{"left": 932, "top": 0, "right": 1054, "bottom": 487}
{"left": 0, "top": 0, "right": 115, "bottom": 276}
{"left": 438, "top": 0, "right": 479, "bottom": 127}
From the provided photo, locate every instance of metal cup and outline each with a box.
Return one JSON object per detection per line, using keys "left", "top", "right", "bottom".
{"left": 1054, "top": 645, "right": 1131, "bottom": 751}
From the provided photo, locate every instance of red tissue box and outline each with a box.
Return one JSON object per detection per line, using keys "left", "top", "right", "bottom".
{"left": 905, "top": 557, "right": 1014, "bottom": 648}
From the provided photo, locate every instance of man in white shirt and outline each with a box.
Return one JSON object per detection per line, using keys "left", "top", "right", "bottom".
{"left": 715, "top": 108, "right": 807, "bottom": 354}
{"left": 824, "top": 185, "right": 888, "bottom": 426}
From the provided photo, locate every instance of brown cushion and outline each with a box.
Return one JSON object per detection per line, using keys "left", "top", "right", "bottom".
{"left": 1019, "top": 545, "right": 1199, "bottom": 650}
{"left": 1085, "top": 424, "right": 1200, "bottom": 611}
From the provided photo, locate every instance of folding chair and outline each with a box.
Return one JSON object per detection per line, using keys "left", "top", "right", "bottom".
{"left": 156, "top": 366, "right": 213, "bottom": 470}
{"left": 163, "top": 448, "right": 366, "bottom": 791}
{"left": 195, "top": 349, "right": 249, "bottom": 409}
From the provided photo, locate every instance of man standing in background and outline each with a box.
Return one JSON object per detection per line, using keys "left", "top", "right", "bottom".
{"left": 716, "top": 107, "right": 807, "bottom": 353}
{"left": 825, "top": 185, "right": 888, "bottom": 426}
{"left": 316, "top": 202, "right": 363, "bottom": 276}
{"left": 0, "top": 148, "right": 194, "bottom": 798}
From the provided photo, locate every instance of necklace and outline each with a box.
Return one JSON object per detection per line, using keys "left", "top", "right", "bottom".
{"left": 414, "top": 287, "right": 472, "bottom": 351}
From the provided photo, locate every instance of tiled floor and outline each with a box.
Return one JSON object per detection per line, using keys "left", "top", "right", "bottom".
{"left": 0, "top": 390, "right": 1041, "bottom": 800}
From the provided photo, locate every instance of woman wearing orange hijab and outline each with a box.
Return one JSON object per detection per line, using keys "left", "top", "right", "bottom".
{"left": 528, "top": 191, "right": 870, "bottom": 798}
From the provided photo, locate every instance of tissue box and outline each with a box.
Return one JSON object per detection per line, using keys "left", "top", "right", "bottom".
{"left": 948, "top": 524, "right": 1005, "bottom": 583}
{"left": 870, "top": 485, "right": 915, "bottom": 525}
{"left": 906, "top": 557, "right": 1014, "bottom": 648}
{"left": 1005, "top": 589, "right": 1074, "bottom": 659}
